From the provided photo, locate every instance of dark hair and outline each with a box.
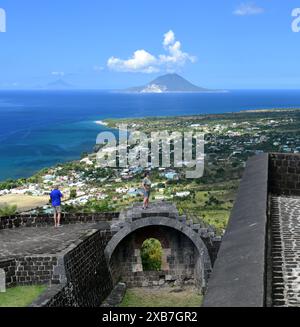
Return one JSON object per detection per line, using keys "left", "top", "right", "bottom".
{"left": 144, "top": 172, "right": 149, "bottom": 178}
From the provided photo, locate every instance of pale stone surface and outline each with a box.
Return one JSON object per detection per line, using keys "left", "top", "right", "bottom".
{"left": 0, "top": 269, "right": 6, "bottom": 293}
{"left": 161, "top": 248, "right": 171, "bottom": 270}
{"left": 166, "top": 275, "right": 175, "bottom": 281}
{"left": 132, "top": 263, "right": 143, "bottom": 272}
{"left": 142, "top": 281, "right": 149, "bottom": 287}
{"left": 0, "top": 222, "right": 109, "bottom": 258}
{"left": 271, "top": 196, "right": 300, "bottom": 307}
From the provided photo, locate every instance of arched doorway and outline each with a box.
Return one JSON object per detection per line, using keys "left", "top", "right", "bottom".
{"left": 140, "top": 238, "right": 163, "bottom": 271}
{"left": 105, "top": 217, "right": 211, "bottom": 291}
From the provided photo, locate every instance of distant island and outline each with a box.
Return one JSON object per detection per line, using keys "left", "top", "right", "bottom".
{"left": 124, "top": 73, "right": 223, "bottom": 93}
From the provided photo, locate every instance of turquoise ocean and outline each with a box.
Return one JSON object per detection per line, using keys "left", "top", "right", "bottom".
{"left": 1, "top": 90, "right": 300, "bottom": 180}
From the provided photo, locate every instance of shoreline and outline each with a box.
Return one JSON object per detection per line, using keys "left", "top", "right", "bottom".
{"left": 2, "top": 107, "right": 300, "bottom": 182}
{"left": 242, "top": 107, "right": 300, "bottom": 113}
{"left": 94, "top": 120, "right": 109, "bottom": 126}
{"left": 103, "top": 107, "right": 300, "bottom": 128}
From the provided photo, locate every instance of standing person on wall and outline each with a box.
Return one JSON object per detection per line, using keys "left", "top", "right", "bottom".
{"left": 50, "top": 185, "right": 63, "bottom": 228}
{"left": 142, "top": 172, "right": 151, "bottom": 210}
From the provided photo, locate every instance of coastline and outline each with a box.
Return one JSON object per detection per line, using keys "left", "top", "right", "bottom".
{"left": 242, "top": 107, "right": 300, "bottom": 113}
{"left": 1, "top": 107, "right": 300, "bottom": 223}
{"left": 11, "top": 107, "right": 300, "bottom": 180}
{"left": 0, "top": 90, "right": 300, "bottom": 181}
{"left": 103, "top": 107, "right": 300, "bottom": 129}
{"left": 4, "top": 107, "right": 299, "bottom": 182}
{"left": 94, "top": 120, "right": 109, "bottom": 126}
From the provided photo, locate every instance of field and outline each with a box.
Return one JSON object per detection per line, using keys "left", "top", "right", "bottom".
{"left": 0, "top": 194, "right": 49, "bottom": 212}
{"left": 120, "top": 287, "right": 203, "bottom": 307}
{"left": 172, "top": 184, "right": 237, "bottom": 234}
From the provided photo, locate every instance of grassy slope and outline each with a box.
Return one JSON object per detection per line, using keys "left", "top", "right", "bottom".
{"left": 0, "top": 285, "right": 46, "bottom": 307}
{"left": 120, "top": 288, "right": 203, "bottom": 307}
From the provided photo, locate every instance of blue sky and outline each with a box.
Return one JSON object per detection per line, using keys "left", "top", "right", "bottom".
{"left": 0, "top": 0, "right": 300, "bottom": 89}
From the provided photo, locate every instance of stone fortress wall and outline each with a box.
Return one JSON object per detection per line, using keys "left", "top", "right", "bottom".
{"left": 1, "top": 204, "right": 220, "bottom": 307}
{"left": 0, "top": 213, "right": 117, "bottom": 307}
{"left": 32, "top": 229, "right": 113, "bottom": 307}
{"left": 204, "top": 153, "right": 300, "bottom": 307}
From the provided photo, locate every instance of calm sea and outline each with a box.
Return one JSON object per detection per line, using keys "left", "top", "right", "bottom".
{"left": 1, "top": 89, "right": 300, "bottom": 181}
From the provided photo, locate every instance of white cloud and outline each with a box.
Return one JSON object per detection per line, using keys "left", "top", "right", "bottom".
{"left": 233, "top": 2, "right": 264, "bottom": 16}
{"left": 0, "top": 8, "right": 6, "bottom": 33}
{"left": 107, "top": 50, "right": 158, "bottom": 73}
{"left": 107, "top": 30, "right": 196, "bottom": 73}
{"left": 51, "top": 71, "right": 65, "bottom": 77}
{"left": 160, "top": 35, "right": 197, "bottom": 69}
{"left": 163, "top": 30, "right": 175, "bottom": 47}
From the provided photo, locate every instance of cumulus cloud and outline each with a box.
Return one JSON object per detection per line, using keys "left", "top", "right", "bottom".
{"left": 107, "top": 30, "right": 196, "bottom": 73}
{"left": 233, "top": 2, "right": 265, "bottom": 16}
{"left": 163, "top": 30, "right": 175, "bottom": 47}
{"left": 160, "top": 33, "right": 197, "bottom": 69}
{"left": 108, "top": 50, "right": 159, "bottom": 73}
{"left": 0, "top": 8, "right": 6, "bottom": 33}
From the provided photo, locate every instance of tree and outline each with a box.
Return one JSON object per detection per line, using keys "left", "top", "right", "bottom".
{"left": 205, "top": 195, "right": 220, "bottom": 207}
{"left": 70, "top": 188, "right": 77, "bottom": 199}
{"left": 84, "top": 199, "right": 111, "bottom": 213}
{"left": 141, "top": 238, "right": 163, "bottom": 271}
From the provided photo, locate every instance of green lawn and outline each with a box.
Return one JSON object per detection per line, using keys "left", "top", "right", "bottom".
{"left": 120, "top": 288, "right": 203, "bottom": 307}
{"left": 200, "top": 210, "right": 230, "bottom": 233}
{"left": 0, "top": 285, "right": 46, "bottom": 307}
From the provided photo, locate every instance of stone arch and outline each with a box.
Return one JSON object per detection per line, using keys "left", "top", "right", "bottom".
{"left": 105, "top": 217, "right": 212, "bottom": 290}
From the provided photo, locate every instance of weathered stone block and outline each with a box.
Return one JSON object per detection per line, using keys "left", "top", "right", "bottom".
{"left": 132, "top": 264, "right": 143, "bottom": 273}
{"left": 159, "top": 279, "right": 165, "bottom": 286}
{"left": 165, "top": 275, "right": 175, "bottom": 281}
{"left": 0, "top": 269, "right": 6, "bottom": 293}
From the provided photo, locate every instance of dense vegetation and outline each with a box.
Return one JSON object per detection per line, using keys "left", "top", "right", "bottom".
{"left": 141, "top": 238, "right": 163, "bottom": 271}
{"left": 0, "top": 204, "right": 18, "bottom": 217}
